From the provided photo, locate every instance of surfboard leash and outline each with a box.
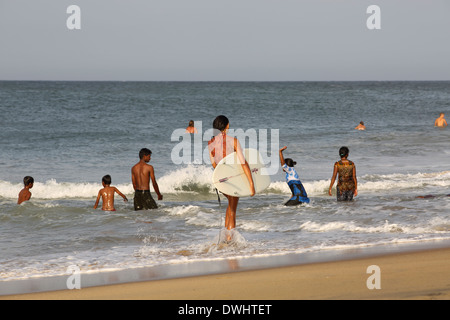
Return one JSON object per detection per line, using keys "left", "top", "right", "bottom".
{"left": 215, "top": 188, "right": 221, "bottom": 207}
{"left": 215, "top": 188, "right": 224, "bottom": 245}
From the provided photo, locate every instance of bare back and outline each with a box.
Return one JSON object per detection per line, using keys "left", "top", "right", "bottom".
{"left": 99, "top": 187, "right": 116, "bottom": 211}
{"left": 435, "top": 117, "right": 447, "bottom": 127}
{"left": 17, "top": 188, "right": 32, "bottom": 204}
{"left": 132, "top": 161, "right": 154, "bottom": 191}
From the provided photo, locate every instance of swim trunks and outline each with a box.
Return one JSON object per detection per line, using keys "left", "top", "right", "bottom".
{"left": 134, "top": 190, "right": 158, "bottom": 210}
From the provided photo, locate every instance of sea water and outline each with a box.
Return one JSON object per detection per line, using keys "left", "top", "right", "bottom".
{"left": 0, "top": 81, "right": 449, "bottom": 287}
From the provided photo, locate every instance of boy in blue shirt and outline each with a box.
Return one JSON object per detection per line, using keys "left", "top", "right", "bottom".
{"left": 279, "top": 146, "right": 310, "bottom": 206}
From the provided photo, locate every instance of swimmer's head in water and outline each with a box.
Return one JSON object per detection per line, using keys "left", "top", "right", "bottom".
{"left": 23, "top": 176, "right": 34, "bottom": 186}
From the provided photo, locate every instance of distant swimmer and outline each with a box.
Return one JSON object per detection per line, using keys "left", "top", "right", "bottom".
{"left": 185, "top": 120, "right": 198, "bottom": 134}
{"left": 94, "top": 175, "right": 128, "bottom": 211}
{"left": 434, "top": 113, "right": 448, "bottom": 128}
{"left": 329, "top": 146, "right": 358, "bottom": 201}
{"left": 131, "top": 148, "right": 163, "bottom": 210}
{"left": 355, "top": 121, "right": 366, "bottom": 130}
{"left": 416, "top": 194, "right": 450, "bottom": 199}
{"left": 17, "top": 176, "right": 34, "bottom": 205}
{"left": 279, "top": 146, "right": 310, "bottom": 206}
{"left": 416, "top": 195, "right": 435, "bottom": 199}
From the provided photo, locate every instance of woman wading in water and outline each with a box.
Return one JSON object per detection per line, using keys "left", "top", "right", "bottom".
{"left": 328, "top": 146, "right": 358, "bottom": 201}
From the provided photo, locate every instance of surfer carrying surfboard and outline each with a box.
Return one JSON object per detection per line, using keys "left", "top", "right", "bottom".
{"left": 208, "top": 115, "right": 255, "bottom": 239}
{"left": 279, "top": 146, "right": 310, "bottom": 206}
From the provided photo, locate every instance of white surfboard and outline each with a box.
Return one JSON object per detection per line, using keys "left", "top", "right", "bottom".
{"left": 212, "top": 148, "right": 271, "bottom": 197}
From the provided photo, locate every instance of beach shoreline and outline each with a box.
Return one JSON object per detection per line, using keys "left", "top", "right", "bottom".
{"left": 1, "top": 81, "right": 449, "bottom": 302}
{"left": 2, "top": 240, "right": 450, "bottom": 300}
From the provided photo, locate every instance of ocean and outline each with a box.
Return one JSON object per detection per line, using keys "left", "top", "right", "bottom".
{"left": 1, "top": 81, "right": 449, "bottom": 293}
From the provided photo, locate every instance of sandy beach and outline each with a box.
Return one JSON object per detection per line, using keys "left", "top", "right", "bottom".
{"left": 2, "top": 246, "right": 449, "bottom": 300}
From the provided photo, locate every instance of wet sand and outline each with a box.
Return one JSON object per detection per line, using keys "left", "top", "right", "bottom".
{"left": 2, "top": 246, "right": 450, "bottom": 300}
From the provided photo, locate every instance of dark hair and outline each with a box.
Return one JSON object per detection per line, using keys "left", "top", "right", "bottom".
{"left": 23, "top": 176, "right": 34, "bottom": 186}
{"left": 102, "top": 175, "right": 111, "bottom": 185}
{"left": 213, "top": 115, "right": 229, "bottom": 132}
{"left": 285, "top": 158, "right": 297, "bottom": 167}
{"left": 339, "top": 146, "right": 349, "bottom": 158}
{"left": 139, "top": 148, "right": 152, "bottom": 159}
{"left": 188, "top": 120, "right": 195, "bottom": 127}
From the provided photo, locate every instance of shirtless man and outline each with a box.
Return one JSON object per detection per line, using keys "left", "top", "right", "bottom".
{"left": 94, "top": 175, "right": 128, "bottom": 211}
{"left": 434, "top": 113, "right": 448, "bottom": 128}
{"left": 131, "top": 148, "right": 163, "bottom": 210}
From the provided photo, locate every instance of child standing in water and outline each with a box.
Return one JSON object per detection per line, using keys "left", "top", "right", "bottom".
{"left": 279, "top": 146, "right": 310, "bottom": 206}
{"left": 94, "top": 175, "right": 128, "bottom": 211}
{"left": 328, "top": 146, "right": 358, "bottom": 201}
{"left": 18, "top": 176, "right": 34, "bottom": 204}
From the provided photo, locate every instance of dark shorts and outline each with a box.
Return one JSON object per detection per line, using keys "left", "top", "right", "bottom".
{"left": 134, "top": 190, "right": 158, "bottom": 210}
{"left": 285, "top": 196, "right": 307, "bottom": 206}
{"left": 337, "top": 186, "right": 354, "bottom": 201}
{"left": 285, "top": 180, "right": 310, "bottom": 206}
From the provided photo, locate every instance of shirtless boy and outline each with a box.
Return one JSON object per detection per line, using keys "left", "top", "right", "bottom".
{"left": 434, "top": 113, "right": 448, "bottom": 128}
{"left": 131, "top": 148, "right": 163, "bottom": 210}
{"left": 17, "top": 176, "right": 34, "bottom": 204}
{"left": 355, "top": 121, "right": 366, "bottom": 130}
{"left": 94, "top": 175, "right": 128, "bottom": 211}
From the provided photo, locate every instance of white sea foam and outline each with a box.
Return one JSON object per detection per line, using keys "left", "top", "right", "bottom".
{"left": 299, "top": 217, "right": 450, "bottom": 235}
{"left": 267, "top": 170, "right": 450, "bottom": 196}
{"left": 157, "top": 165, "right": 214, "bottom": 194}
{"left": 2, "top": 170, "right": 450, "bottom": 200}
{"left": 2, "top": 81, "right": 450, "bottom": 290}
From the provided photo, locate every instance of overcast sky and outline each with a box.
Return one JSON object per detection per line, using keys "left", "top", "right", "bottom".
{"left": 1, "top": 0, "right": 449, "bottom": 81}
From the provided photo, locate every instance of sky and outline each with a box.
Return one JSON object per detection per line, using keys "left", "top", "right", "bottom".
{"left": 1, "top": 0, "right": 449, "bottom": 81}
